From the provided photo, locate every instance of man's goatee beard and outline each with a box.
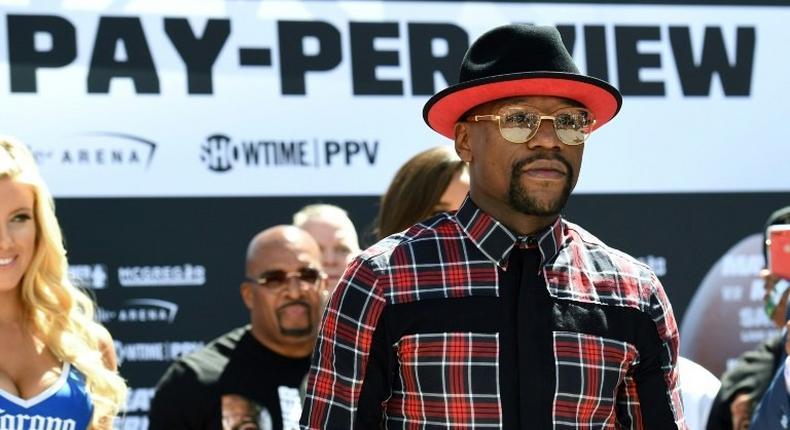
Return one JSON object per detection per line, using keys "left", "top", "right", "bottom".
{"left": 508, "top": 154, "right": 574, "bottom": 216}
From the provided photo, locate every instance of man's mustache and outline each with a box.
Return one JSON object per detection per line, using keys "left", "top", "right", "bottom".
{"left": 512, "top": 153, "right": 574, "bottom": 178}
{"left": 277, "top": 300, "right": 311, "bottom": 313}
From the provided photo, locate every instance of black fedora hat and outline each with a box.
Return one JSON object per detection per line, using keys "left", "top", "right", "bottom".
{"left": 423, "top": 25, "right": 622, "bottom": 140}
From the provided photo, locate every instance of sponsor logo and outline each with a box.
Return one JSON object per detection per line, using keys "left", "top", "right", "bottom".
{"left": 201, "top": 134, "right": 236, "bottom": 172}
{"left": 97, "top": 299, "right": 179, "bottom": 324}
{"left": 200, "top": 134, "right": 379, "bottom": 173}
{"left": 0, "top": 410, "right": 77, "bottom": 430}
{"left": 69, "top": 264, "right": 109, "bottom": 289}
{"left": 114, "top": 340, "right": 204, "bottom": 365}
{"left": 31, "top": 132, "right": 157, "bottom": 169}
{"left": 118, "top": 264, "right": 206, "bottom": 287}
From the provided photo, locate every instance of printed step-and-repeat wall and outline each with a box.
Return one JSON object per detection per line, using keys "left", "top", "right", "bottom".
{"left": 1, "top": 1, "right": 789, "bottom": 428}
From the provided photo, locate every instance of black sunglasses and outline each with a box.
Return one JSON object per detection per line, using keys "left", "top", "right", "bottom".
{"left": 245, "top": 267, "right": 326, "bottom": 291}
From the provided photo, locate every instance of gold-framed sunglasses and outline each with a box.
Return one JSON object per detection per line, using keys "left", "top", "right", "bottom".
{"left": 465, "top": 105, "right": 596, "bottom": 146}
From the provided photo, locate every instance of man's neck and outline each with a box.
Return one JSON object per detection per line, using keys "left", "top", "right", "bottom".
{"left": 249, "top": 325, "right": 313, "bottom": 359}
{"left": 469, "top": 189, "right": 559, "bottom": 236}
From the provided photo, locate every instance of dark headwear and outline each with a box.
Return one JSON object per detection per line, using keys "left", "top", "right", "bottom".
{"left": 423, "top": 24, "right": 622, "bottom": 140}
{"left": 764, "top": 206, "right": 790, "bottom": 262}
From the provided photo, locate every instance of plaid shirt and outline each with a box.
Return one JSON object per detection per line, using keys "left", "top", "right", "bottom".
{"left": 301, "top": 197, "right": 686, "bottom": 429}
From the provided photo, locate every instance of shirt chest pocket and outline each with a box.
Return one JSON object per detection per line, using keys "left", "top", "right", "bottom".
{"left": 388, "top": 332, "right": 502, "bottom": 428}
{"left": 552, "top": 331, "right": 638, "bottom": 429}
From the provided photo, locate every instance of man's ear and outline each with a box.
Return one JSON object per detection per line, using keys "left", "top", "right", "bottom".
{"left": 240, "top": 282, "right": 254, "bottom": 310}
{"left": 454, "top": 122, "right": 473, "bottom": 163}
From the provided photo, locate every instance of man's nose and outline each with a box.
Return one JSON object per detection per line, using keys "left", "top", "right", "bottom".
{"left": 527, "top": 119, "right": 562, "bottom": 150}
{"left": 283, "top": 277, "right": 307, "bottom": 297}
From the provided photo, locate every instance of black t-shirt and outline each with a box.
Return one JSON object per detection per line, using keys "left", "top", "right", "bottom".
{"left": 148, "top": 326, "right": 310, "bottom": 430}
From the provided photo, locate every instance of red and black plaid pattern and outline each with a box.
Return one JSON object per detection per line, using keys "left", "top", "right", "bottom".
{"left": 301, "top": 197, "right": 685, "bottom": 429}
{"left": 543, "top": 225, "right": 684, "bottom": 428}
{"left": 615, "top": 374, "right": 644, "bottom": 429}
{"left": 385, "top": 332, "right": 501, "bottom": 428}
{"left": 552, "top": 331, "right": 638, "bottom": 429}
{"left": 302, "top": 255, "right": 385, "bottom": 428}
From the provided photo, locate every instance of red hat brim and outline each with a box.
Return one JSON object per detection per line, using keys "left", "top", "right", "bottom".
{"left": 423, "top": 72, "right": 622, "bottom": 140}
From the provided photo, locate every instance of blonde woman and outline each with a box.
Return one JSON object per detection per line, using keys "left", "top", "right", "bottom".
{"left": 0, "top": 138, "right": 126, "bottom": 429}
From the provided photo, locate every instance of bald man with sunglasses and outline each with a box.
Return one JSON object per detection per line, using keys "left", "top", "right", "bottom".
{"left": 150, "top": 226, "right": 328, "bottom": 430}
{"left": 301, "top": 25, "right": 686, "bottom": 429}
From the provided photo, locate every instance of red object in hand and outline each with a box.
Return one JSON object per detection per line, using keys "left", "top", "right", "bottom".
{"left": 768, "top": 225, "right": 790, "bottom": 280}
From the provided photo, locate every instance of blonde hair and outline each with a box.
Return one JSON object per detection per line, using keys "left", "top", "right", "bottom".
{"left": 293, "top": 204, "right": 360, "bottom": 249}
{"left": 0, "top": 137, "right": 126, "bottom": 429}
{"left": 293, "top": 204, "right": 351, "bottom": 228}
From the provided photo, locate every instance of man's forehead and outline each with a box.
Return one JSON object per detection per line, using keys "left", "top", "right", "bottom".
{"left": 250, "top": 245, "right": 320, "bottom": 270}
{"left": 248, "top": 232, "right": 321, "bottom": 268}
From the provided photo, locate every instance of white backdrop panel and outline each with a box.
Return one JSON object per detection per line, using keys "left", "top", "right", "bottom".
{"left": 0, "top": 1, "right": 785, "bottom": 196}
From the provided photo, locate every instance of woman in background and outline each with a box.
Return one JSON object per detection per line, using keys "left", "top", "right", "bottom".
{"left": 0, "top": 138, "right": 126, "bottom": 430}
{"left": 377, "top": 145, "right": 469, "bottom": 239}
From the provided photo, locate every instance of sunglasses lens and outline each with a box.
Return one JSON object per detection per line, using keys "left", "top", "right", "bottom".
{"left": 261, "top": 270, "right": 287, "bottom": 285}
{"left": 299, "top": 268, "right": 321, "bottom": 284}
{"left": 257, "top": 267, "right": 322, "bottom": 289}
{"left": 553, "top": 108, "right": 594, "bottom": 145}
{"left": 499, "top": 109, "right": 539, "bottom": 143}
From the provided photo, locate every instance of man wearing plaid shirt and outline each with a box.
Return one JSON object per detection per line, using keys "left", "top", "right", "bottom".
{"left": 301, "top": 24, "right": 686, "bottom": 429}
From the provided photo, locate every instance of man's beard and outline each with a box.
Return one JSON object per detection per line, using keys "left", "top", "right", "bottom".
{"left": 276, "top": 301, "right": 313, "bottom": 337}
{"left": 508, "top": 154, "right": 574, "bottom": 216}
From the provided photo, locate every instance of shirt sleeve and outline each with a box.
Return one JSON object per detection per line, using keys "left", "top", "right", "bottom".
{"left": 750, "top": 361, "right": 790, "bottom": 429}
{"left": 300, "top": 256, "right": 387, "bottom": 429}
{"left": 706, "top": 333, "right": 784, "bottom": 430}
{"left": 619, "top": 274, "right": 688, "bottom": 430}
{"left": 148, "top": 361, "right": 208, "bottom": 430}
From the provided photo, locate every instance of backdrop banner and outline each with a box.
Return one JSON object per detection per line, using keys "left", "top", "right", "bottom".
{"left": 1, "top": 1, "right": 788, "bottom": 196}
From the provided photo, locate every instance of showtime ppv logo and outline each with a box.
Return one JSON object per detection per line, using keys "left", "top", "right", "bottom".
{"left": 113, "top": 340, "right": 203, "bottom": 365}
{"left": 201, "top": 133, "right": 378, "bottom": 173}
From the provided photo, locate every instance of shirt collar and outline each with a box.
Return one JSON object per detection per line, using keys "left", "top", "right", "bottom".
{"left": 453, "top": 195, "right": 567, "bottom": 269}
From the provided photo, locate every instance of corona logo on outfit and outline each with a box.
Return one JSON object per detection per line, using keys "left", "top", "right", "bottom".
{"left": 0, "top": 410, "right": 77, "bottom": 430}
